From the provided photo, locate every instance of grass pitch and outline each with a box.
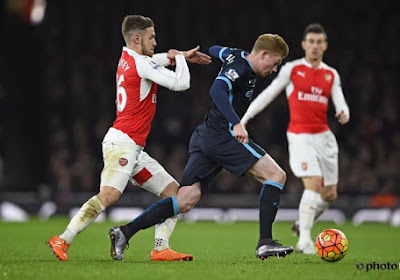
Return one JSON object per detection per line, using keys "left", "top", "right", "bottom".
{"left": 0, "top": 217, "right": 399, "bottom": 280}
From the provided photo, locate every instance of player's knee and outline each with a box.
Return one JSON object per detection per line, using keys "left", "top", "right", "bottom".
{"left": 160, "top": 182, "right": 179, "bottom": 198}
{"left": 98, "top": 186, "right": 121, "bottom": 207}
{"left": 269, "top": 168, "right": 286, "bottom": 185}
{"left": 179, "top": 195, "right": 200, "bottom": 213}
{"left": 321, "top": 191, "right": 337, "bottom": 202}
{"left": 177, "top": 185, "right": 201, "bottom": 213}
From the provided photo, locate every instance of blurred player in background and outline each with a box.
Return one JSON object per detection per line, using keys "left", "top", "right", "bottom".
{"left": 109, "top": 34, "right": 294, "bottom": 261}
{"left": 46, "top": 14, "right": 211, "bottom": 261}
{"left": 241, "top": 23, "right": 350, "bottom": 254}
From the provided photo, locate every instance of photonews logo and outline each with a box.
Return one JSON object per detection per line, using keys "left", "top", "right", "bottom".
{"left": 356, "top": 262, "right": 400, "bottom": 272}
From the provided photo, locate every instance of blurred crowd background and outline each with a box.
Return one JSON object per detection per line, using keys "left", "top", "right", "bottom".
{"left": 0, "top": 0, "right": 398, "bottom": 208}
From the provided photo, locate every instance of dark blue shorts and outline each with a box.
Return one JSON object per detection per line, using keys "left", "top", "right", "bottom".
{"left": 180, "top": 124, "right": 266, "bottom": 193}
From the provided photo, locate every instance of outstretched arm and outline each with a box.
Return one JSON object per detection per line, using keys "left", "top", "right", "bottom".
{"left": 138, "top": 51, "right": 190, "bottom": 92}
{"left": 183, "top": 45, "right": 212, "bottom": 65}
{"left": 167, "top": 46, "right": 212, "bottom": 66}
{"left": 152, "top": 46, "right": 212, "bottom": 66}
{"left": 241, "top": 63, "right": 291, "bottom": 127}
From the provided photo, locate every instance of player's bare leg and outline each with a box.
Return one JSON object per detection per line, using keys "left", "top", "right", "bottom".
{"left": 47, "top": 187, "right": 117, "bottom": 261}
{"left": 318, "top": 184, "right": 337, "bottom": 218}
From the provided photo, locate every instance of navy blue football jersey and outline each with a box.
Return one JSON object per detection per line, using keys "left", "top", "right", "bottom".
{"left": 205, "top": 47, "right": 256, "bottom": 130}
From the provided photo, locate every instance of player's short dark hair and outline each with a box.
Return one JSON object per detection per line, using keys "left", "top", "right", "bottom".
{"left": 303, "top": 23, "right": 327, "bottom": 41}
{"left": 122, "top": 15, "right": 155, "bottom": 45}
{"left": 253, "top": 34, "right": 289, "bottom": 58}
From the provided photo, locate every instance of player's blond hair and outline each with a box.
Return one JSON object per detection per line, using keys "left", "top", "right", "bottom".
{"left": 121, "top": 15, "right": 154, "bottom": 45}
{"left": 252, "top": 34, "right": 289, "bottom": 58}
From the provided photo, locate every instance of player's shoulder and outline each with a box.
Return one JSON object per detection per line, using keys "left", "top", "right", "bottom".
{"left": 221, "top": 47, "right": 244, "bottom": 58}
{"left": 220, "top": 50, "right": 251, "bottom": 80}
{"left": 122, "top": 47, "right": 162, "bottom": 71}
{"left": 320, "top": 61, "right": 340, "bottom": 77}
{"left": 281, "top": 58, "right": 304, "bottom": 71}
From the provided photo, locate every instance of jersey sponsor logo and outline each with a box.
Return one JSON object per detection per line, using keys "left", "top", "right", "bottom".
{"left": 301, "top": 162, "right": 308, "bottom": 171}
{"left": 324, "top": 73, "right": 332, "bottom": 82}
{"left": 298, "top": 91, "right": 328, "bottom": 104}
{"left": 311, "top": 86, "right": 323, "bottom": 95}
{"left": 297, "top": 71, "right": 306, "bottom": 78}
{"left": 225, "top": 69, "right": 239, "bottom": 81}
{"left": 118, "top": 58, "right": 131, "bottom": 71}
{"left": 298, "top": 86, "right": 328, "bottom": 104}
{"left": 119, "top": 158, "right": 128, "bottom": 166}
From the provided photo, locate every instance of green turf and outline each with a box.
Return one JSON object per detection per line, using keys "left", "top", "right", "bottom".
{"left": 0, "top": 217, "right": 399, "bottom": 280}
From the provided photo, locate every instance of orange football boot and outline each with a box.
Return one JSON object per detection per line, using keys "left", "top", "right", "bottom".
{"left": 46, "top": 235, "right": 70, "bottom": 261}
{"left": 150, "top": 248, "right": 193, "bottom": 261}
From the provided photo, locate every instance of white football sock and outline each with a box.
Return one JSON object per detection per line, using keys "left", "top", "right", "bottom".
{"left": 153, "top": 215, "right": 178, "bottom": 251}
{"left": 298, "top": 189, "right": 319, "bottom": 243}
{"left": 60, "top": 195, "right": 105, "bottom": 243}
{"left": 314, "top": 194, "right": 329, "bottom": 221}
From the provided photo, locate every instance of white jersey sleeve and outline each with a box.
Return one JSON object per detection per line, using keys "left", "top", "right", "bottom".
{"left": 330, "top": 69, "right": 350, "bottom": 120}
{"left": 136, "top": 54, "right": 190, "bottom": 91}
{"left": 241, "top": 62, "right": 292, "bottom": 125}
{"left": 152, "top": 53, "right": 170, "bottom": 67}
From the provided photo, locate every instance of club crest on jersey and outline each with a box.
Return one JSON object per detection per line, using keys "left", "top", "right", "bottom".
{"left": 119, "top": 158, "right": 128, "bottom": 166}
{"left": 301, "top": 162, "right": 308, "bottom": 171}
{"left": 225, "top": 69, "right": 239, "bottom": 81}
{"left": 324, "top": 73, "right": 332, "bottom": 82}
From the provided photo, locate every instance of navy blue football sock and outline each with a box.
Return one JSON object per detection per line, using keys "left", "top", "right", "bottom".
{"left": 120, "top": 196, "right": 179, "bottom": 240}
{"left": 259, "top": 181, "right": 283, "bottom": 240}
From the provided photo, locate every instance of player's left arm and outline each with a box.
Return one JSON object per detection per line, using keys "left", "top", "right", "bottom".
{"left": 331, "top": 70, "right": 350, "bottom": 125}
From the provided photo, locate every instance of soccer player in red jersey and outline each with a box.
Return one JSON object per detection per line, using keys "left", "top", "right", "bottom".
{"left": 46, "top": 14, "right": 211, "bottom": 261}
{"left": 241, "top": 23, "right": 350, "bottom": 254}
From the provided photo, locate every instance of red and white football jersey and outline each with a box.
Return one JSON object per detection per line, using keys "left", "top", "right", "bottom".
{"left": 112, "top": 47, "right": 190, "bottom": 146}
{"left": 242, "top": 58, "right": 349, "bottom": 134}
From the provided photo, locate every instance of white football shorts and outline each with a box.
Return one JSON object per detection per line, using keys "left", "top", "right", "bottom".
{"left": 100, "top": 128, "right": 177, "bottom": 195}
{"left": 287, "top": 130, "right": 339, "bottom": 186}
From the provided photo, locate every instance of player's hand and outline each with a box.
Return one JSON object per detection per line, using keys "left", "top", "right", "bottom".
{"left": 335, "top": 110, "right": 349, "bottom": 124}
{"left": 167, "top": 49, "right": 183, "bottom": 66}
{"left": 183, "top": 45, "right": 212, "bottom": 65}
{"left": 233, "top": 123, "right": 249, "bottom": 144}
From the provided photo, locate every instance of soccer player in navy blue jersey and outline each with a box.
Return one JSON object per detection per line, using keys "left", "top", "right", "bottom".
{"left": 109, "top": 34, "right": 294, "bottom": 260}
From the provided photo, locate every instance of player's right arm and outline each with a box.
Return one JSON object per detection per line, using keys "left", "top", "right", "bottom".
{"left": 241, "top": 62, "right": 291, "bottom": 127}
{"left": 137, "top": 52, "right": 190, "bottom": 91}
